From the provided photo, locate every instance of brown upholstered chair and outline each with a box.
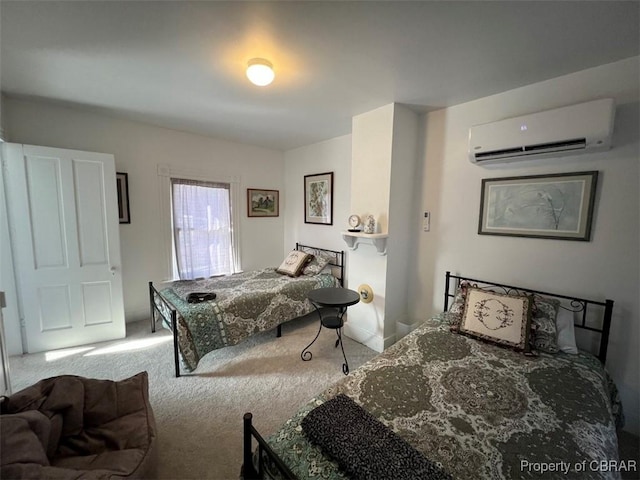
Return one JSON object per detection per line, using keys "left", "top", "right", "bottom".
{"left": 0, "top": 371, "right": 157, "bottom": 479}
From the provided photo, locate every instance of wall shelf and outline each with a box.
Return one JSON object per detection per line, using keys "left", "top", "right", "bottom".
{"left": 341, "top": 231, "right": 388, "bottom": 255}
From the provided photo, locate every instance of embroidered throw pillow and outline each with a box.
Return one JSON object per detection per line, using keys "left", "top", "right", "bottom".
{"left": 530, "top": 295, "right": 560, "bottom": 354}
{"left": 459, "top": 287, "right": 532, "bottom": 353}
{"left": 445, "top": 281, "right": 471, "bottom": 330}
{"left": 276, "top": 250, "right": 312, "bottom": 277}
{"left": 302, "top": 252, "right": 333, "bottom": 276}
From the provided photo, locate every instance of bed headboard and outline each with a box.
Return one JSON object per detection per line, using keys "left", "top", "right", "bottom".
{"left": 295, "top": 243, "right": 345, "bottom": 286}
{"left": 443, "top": 271, "right": 614, "bottom": 364}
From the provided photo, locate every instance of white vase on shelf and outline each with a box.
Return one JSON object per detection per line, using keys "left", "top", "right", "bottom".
{"left": 363, "top": 215, "right": 375, "bottom": 234}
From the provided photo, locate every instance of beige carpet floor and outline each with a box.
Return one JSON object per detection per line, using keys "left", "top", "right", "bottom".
{"left": 9, "top": 313, "right": 378, "bottom": 480}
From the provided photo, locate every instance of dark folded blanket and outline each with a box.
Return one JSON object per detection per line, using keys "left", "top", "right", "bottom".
{"left": 301, "top": 394, "right": 452, "bottom": 480}
{"left": 186, "top": 292, "right": 217, "bottom": 303}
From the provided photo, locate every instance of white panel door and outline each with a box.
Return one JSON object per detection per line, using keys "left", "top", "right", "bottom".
{"left": 3, "top": 143, "right": 125, "bottom": 352}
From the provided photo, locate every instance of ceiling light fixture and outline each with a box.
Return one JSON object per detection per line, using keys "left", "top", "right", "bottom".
{"left": 246, "top": 58, "right": 275, "bottom": 86}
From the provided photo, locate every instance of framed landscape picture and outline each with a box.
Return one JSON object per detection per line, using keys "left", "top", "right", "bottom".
{"left": 247, "top": 189, "right": 279, "bottom": 217}
{"left": 304, "top": 172, "right": 333, "bottom": 225}
{"left": 478, "top": 171, "right": 598, "bottom": 241}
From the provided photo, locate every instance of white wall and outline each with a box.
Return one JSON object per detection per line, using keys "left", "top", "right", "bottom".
{"left": 283, "top": 134, "right": 352, "bottom": 256}
{"left": 410, "top": 56, "right": 640, "bottom": 434}
{"left": 351, "top": 105, "right": 394, "bottom": 233}
{"left": 386, "top": 105, "right": 419, "bottom": 336}
{"left": 4, "top": 98, "right": 285, "bottom": 335}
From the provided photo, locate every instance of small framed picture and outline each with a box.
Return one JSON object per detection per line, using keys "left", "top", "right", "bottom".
{"left": 479, "top": 171, "right": 598, "bottom": 241}
{"left": 116, "top": 172, "right": 131, "bottom": 224}
{"left": 304, "top": 172, "right": 333, "bottom": 225}
{"left": 247, "top": 189, "right": 279, "bottom": 217}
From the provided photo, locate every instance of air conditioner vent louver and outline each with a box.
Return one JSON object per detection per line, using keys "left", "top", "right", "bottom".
{"left": 474, "top": 138, "right": 587, "bottom": 162}
{"left": 469, "top": 99, "right": 614, "bottom": 165}
{"left": 524, "top": 138, "right": 586, "bottom": 152}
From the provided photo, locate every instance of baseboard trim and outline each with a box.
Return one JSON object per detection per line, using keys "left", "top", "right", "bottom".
{"left": 396, "top": 320, "right": 420, "bottom": 339}
{"left": 126, "top": 309, "right": 150, "bottom": 323}
{"left": 343, "top": 322, "right": 384, "bottom": 353}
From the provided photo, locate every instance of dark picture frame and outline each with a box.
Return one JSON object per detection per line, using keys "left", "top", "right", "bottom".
{"left": 116, "top": 172, "right": 131, "bottom": 224}
{"left": 304, "top": 172, "right": 333, "bottom": 225}
{"left": 247, "top": 188, "right": 279, "bottom": 217}
{"left": 478, "top": 171, "right": 598, "bottom": 241}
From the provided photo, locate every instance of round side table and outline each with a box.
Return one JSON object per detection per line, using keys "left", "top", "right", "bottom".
{"left": 301, "top": 287, "right": 360, "bottom": 375}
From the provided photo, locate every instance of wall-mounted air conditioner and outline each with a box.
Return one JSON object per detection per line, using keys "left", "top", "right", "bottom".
{"left": 468, "top": 98, "right": 615, "bottom": 165}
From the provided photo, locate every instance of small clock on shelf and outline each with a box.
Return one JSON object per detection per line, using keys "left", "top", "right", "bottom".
{"left": 348, "top": 214, "right": 361, "bottom": 232}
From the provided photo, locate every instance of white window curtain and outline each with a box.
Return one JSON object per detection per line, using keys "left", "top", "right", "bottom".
{"left": 171, "top": 178, "right": 237, "bottom": 280}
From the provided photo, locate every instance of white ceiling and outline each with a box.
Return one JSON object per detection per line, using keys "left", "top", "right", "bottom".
{"left": 1, "top": 1, "right": 638, "bottom": 151}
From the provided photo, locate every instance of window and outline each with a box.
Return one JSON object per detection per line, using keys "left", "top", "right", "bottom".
{"left": 171, "top": 178, "right": 237, "bottom": 280}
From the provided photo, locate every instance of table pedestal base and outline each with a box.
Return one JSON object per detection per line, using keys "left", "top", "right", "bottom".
{"left": 301, "top": 308, "right": 349, "bottom": 375}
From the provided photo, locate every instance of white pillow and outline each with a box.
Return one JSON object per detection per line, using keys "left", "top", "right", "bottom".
{"left": 555, "top": 309, "right": 578, "bottom": 354}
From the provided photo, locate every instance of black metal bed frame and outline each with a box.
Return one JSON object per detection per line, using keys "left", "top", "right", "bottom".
{"left": 241, "top": 413, "right": 297, "bottom": 480}
{"left": 241, "top": 271, "right": 615, "bottom": 479}
{"left": 444, "top": 271, "right": 614, "bottom": 364}
{"left": 148, "top": 244, "right": 345, "bottom": 377}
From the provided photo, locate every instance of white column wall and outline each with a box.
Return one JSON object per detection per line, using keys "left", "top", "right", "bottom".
{"left": 385, "top": 105, "right": 419, "bottom": 338}
{"left": 346, "top": 105, "right": 394, "bottom": 351}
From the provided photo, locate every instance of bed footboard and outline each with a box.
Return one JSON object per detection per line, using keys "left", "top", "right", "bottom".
{"left": 241, "top": 413, "right": 297, "bottom": 480}
{"left": 149, "top": 281, "right": 182, "bottom": 377}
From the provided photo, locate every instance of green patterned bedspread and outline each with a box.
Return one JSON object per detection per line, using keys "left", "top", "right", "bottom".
{"left": 157, "top": 268, "right": 338, "bottom": 371}
{"left": 267, "top": 316, "right": 623, "bottom": 480}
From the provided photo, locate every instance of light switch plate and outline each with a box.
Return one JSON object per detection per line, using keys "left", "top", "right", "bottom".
{"left": 423, "top": 211, "right": 430, "bottom": 232}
